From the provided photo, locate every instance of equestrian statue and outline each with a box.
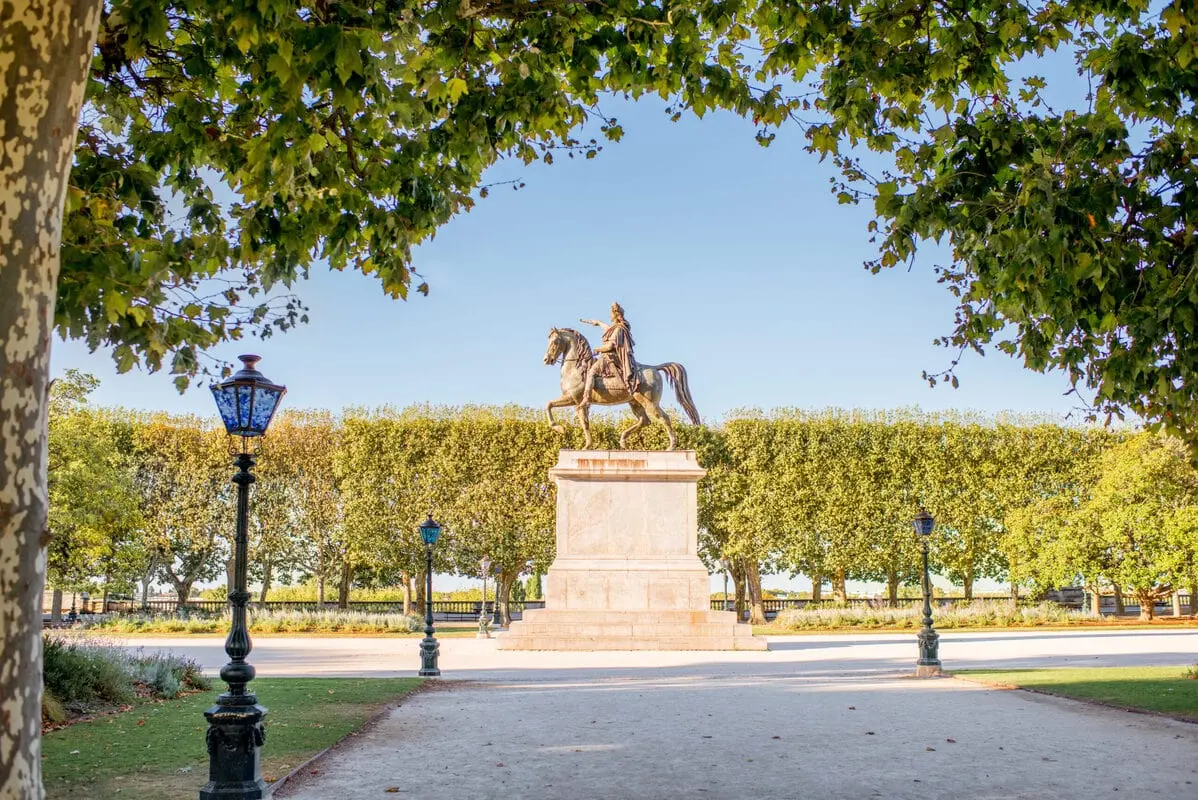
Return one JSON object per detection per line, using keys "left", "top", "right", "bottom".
{"left": 543, "top": 302, "right": 700, "bottom": 450}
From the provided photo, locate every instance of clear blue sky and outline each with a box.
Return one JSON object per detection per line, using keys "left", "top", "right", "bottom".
{"left": 53, "top": 96, "right": 1084, "bottom": 424}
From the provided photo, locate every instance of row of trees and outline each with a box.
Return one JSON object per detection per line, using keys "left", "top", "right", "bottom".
{"left": 51, "top": 376, "right": 1198, "bottom": 625}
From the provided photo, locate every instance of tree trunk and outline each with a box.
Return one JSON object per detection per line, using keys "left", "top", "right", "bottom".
{"left": 50, "top": 588, "right": 63, "bottom": 623}
{"left": 338, "top": 561, "right": 352, "bottom": 609}
{"left": 0, "top": 0, "right": 103, "bottom": 785}
{"left": 1134, "top": 588, "right": 1155, "bottom": 622}
{"left": 171, "top": 579, "right": 193, "bottom": 607}
{"left": 1189, "top": 577, "right": 1197, "bottom": 616}
{"left": 731, "top": 563, "right": 746, "bottom": 619}
{"left": 317, "top": 575, "right": 325, "bottom": 606}
{"left": 225, "top": 555, "right": 235, "bottom": 596}
{"left": 832, "top": 569, "right": 847, "bottom": 605}
{"left": 414, "top": 568, "right": 426, "bottom": 610}
{"left": 401, "top": 571, "right": 411, "bottom": 615}
{"left": 258, "top": 557, "right": 272, "bottom": 607}
{"left": 810, "top": 569, "right": 822, "bottom": 603}
{"left": 140, "top": 574, "right": 152, "bottom": 609}
{"left": 1113, "top": 585, "right": 1124, "bottom": 615}
{"left": 496, "top": 570, "right": 515, "bottom": 626}
{"left": 1010, "top": 580, "right": 1019, "bottom": 608}
{"left": 962, "top": 574, "right": 974, "bottom": 602}
{"left": 1171, "top": 590, "right": 1182, "bottom": 617}
{"left": 886, "top": 570, "right": 899, "bottom": 607}
{"left": 1087, "top": 585, "right": 1102, "bottom": 618}
{"left": 744, "top": 560, "right": 767, "bottom": 625}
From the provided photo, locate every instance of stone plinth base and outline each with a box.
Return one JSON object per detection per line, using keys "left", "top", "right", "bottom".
{"left": 501, "top": 609, "right": 767, "bottom": 650}
{"left": 498, "top": 450, "right": 766, "bottom": 651}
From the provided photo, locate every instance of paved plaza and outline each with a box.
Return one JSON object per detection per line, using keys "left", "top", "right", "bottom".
{"left": 113, "top": 629, "right": 1198, "bottom": 799}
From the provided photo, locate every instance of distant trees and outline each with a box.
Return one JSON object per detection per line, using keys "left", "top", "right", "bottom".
{"left": 47, "top": 387, "right": 1198, "bottom": 621}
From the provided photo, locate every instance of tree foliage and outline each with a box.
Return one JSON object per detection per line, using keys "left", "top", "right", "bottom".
{"left": 52, "top": 401, "right": 1198, "bottom": 620}
{"left": 747, "top": 0, "right": 1198, "bottom": 450}
{"left": 64, "top": 0, "right": 762, "bottom": 384}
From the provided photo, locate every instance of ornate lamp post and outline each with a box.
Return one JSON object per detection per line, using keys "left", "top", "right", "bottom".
{"left": 478, "top": 556, "right": 492, "bottom": 638}
{"left": 418, "top": 514, "right": 442, "bottom": 677}
{"left": 718, "top": 558, "right": 731, "bottom": 612}
{"left": 913, "top": 508, "right": 942, "bottom": 677}
{"left": 202, "top": 355, "right": 286, "bottom": 800}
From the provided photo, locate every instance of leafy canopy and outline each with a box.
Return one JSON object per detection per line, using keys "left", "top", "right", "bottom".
{"left": 748, "top": 0, "right": 1198, "bottom": 449}
{"left": 64, "top": 0, "right": 760, "bottom": 386}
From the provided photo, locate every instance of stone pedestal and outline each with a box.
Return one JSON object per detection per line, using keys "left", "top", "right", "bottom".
{"left": 499, "top": 450, "right": 765, "bottom": 651}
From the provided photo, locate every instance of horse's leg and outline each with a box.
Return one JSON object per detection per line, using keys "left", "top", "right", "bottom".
{"left": 639, "top": 392, "right": 677, "bottom": 450}
{"left": 620, "top": 400, "right": 652, "bottom": 449}
{"left": 546, "top": 394, "right": 576, "bottom": 435}
{"left": 577, "top": 402, "right": 594, "bottom": 449}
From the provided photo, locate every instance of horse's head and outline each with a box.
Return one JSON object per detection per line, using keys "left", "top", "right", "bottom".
{"left": 544, "top": 328, "right": 592, "bottom": 367}
{"left": 543, "top": 328, "right": 564, "bottom": 365}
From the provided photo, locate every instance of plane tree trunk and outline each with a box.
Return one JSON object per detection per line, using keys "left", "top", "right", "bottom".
{"left": 0, "top": 2, "right": 103, "bottom": 795}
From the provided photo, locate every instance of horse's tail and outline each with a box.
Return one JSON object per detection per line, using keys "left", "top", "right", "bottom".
{"left": 651, "top": 362, "right": 701, "bottom": 425}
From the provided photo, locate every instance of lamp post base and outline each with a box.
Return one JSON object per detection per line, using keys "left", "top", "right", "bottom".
{"left": 915, "top": 627, "right": 941, "bottom": 678}
{"left": 199, "top": 700, "right": 268, "bottom": 799}
{"left": 418, "top": 635, "right": 440, "bottom": 677}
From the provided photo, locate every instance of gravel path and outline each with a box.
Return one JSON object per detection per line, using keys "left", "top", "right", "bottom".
{"left": 273, "top": 669, "right": 1197, "bottom": 800}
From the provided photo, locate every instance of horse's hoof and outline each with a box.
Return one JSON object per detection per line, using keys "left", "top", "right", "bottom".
{"left": 551, "top": 425, "right": 565, "bottom": 435}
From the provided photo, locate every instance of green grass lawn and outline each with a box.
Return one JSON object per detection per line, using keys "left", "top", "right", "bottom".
{"left": 954, "top": 666, "right": 1198, "bottom": 721}
{"left": 43, "top": 677, "right": 422, "bottom": 799}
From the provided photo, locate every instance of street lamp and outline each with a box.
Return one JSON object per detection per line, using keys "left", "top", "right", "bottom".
{"left": 478, "top": 556, "right": 492, "bottom": 638}
{"left": 202, "top": 355, "right": 286, "bottom": 800}
{"left": 718, "top": 558, "right": 731, "bottom": 612}
{"left": 419, "top": 514, "right": 442, "bottom": 677}
{"left": 913, "top": 508, "right": 942, "bottom": 677}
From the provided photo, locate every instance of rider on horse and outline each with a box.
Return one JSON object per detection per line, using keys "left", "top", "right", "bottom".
{"left": 579, "top": 302, "right": 641, "bottom": 410}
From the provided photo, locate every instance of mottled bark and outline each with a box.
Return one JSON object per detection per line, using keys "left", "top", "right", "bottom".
{"left": 258, "top": 557, "right": 272, "bottom": 606}
{"left": 1086, "top": 585, "right": 1102, "bottom": 618}
{"left": 1171, "top": 591, "right": 1182, "bottom": 617}
{"left": 809, "top": 570, "right": 822, "bottom": 603}
{"left": 414, "top": 568, "right": 426, "bottom": 609}
{"left": 49, "top": 589, "right": 61, "bottom": 622}
{"left": 1113, "top": 585, "right": 1124, "bottom": 615}
{"left": 962, "top": 574, "right": 974, "bottom": 602}
{"left": 0, "top": 2, "right": 103, "bottom": 795}
{"left": 832, "top": 569, "right": 847, "bottom": 605}
{"left": 400, "top": 571, "right": 411, "bottom": 615}
{"left": 1133, "top": 588, "right": 1155, "bottom": 622}
{"left": 337, "top": 561, "right": 352, "bottom": 608}
{"left": 730, "top": 563, "right": 746, "bottom": 618}
{"left": 744, "top": 560, "right": 766, "bottom": 626}
{"left": 496, "top": 570, "right": 517, "bottom": 626}
{"left": 886, "top": 570, "right": 899, "bottom": 607}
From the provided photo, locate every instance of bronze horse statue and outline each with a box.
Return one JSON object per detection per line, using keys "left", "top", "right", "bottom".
{"left": 542, "top": 327, "right": 700, "bottom": 450}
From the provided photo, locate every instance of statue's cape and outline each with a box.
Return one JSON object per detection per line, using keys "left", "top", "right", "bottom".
{"left": 603, "top": 323, "right": 639, "bottom": 393}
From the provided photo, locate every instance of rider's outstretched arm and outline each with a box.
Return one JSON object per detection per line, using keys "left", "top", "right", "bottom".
{"left": 580, "top": 318, "right": 608, "bottom": 329}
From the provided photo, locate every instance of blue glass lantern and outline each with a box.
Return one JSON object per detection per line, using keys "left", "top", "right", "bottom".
{"left": 210, "top": 355, "right": 287, "bottom": 438}
{"left": 913, "top": 508, "right": 935, "bottom": 537}
{"left": 420, "top": 514, "right": 442, "bottom": 546}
